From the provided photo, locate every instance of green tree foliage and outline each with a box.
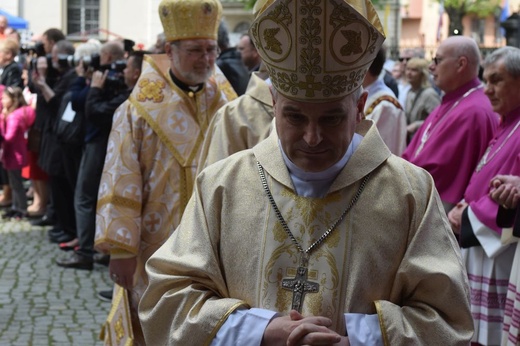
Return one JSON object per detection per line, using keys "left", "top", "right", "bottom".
{"left": 238, "top": 0, "right": 256, "bottom": 10}
{"left": 238, "top": 0, "right": 383, "bottom": 11}
{"left": 237, "top": 0, "right": 503, "bottom": 39}
{"left": 442, "top": 0, "right": 502, "bottom": 36}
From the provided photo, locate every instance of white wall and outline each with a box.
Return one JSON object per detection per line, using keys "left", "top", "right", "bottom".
{"left": 107, "top": 0, "right": 162, "bottom": 50}
{"left": 13, "top": 0, "right": 163, "bottom": 47}
{"left": 2, "top": 0, "right": 19, "bottom": 15}
{"left": 22, "top": 0, "right": 63, "bottom": 39}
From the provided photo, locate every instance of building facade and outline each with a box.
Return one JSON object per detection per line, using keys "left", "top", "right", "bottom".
{"left": 1, "top": 0, "right": 519, "bottom": 55}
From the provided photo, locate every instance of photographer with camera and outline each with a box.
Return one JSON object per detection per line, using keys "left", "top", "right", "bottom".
{"left": 56, "top": 41, "right": 137, "bottom": 270}
{"left": 45, "top": 41, "right": 102, "bottom": 250}
{"left": 27, "top": 28, "right": 66, "bottom": 229}
{"left": 31, "top": 39, "right": 77, "bottom": 244}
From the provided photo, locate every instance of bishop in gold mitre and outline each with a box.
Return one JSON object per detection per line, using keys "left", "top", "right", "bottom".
{"left": 139, "top": 0, "right": 474, "bottom": 345}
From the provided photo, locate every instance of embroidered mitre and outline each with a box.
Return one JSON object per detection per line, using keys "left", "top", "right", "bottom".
{"left": 159, "top": 0, "right": 222, "bottom": 41}
{"left": 250, "top": 0, "right": 386, "bottom": 102}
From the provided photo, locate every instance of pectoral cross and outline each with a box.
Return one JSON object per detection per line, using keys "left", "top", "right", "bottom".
{"left": 475, "top": 147, "right": 491, "bottom": 172}
{"left": 281, "top": 254, "right": 319, "bottom": 313}
{"left": 414, "top": 124, "right": 431, "bottom": 158}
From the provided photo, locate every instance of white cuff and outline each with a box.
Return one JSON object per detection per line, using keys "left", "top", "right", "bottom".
{"left": 210, "top": 308, "right": 278, "bottom": 346}
{"left": 346, "top": 313, "right": 383, "bottom": 346}
{"left": 468, "top": 207, "right": 509, "bottom": 258}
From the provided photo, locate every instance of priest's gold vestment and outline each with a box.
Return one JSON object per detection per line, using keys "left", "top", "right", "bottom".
{"left": 140, "top": 120, "right": 474, "bottom": 345}
{"left": 94, "top": 54, "right": 236, "bottom": 339}
{"left": 197, "top": 72, "right": 274, "bottom": 171}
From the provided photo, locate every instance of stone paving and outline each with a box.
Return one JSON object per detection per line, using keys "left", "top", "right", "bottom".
{"left": 0, "top": 218, "right": 112, "bottom": 345}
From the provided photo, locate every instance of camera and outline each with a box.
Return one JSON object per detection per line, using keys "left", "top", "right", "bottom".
{"left": 56, "top": 53, "right": 127, "bottom": 93}
{"left": 20, "top": 41, "right": 46, "bottom": 57}
{"left": 20, "top": 41, "right": 52, "bottom": 74}
{"left": 21, "top": 42, "right": 53, "bottom": 75}
{"left": 102, "top": 60, "right": 127, "bottom": 92}
{"left": 57, "top": 53, "right": 101, "bottom": 71}
{"left": 29, "top": 54, "right": 53, "bottom": 75}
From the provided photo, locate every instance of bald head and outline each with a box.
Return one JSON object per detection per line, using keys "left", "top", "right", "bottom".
{"left": 430, "top": 36, "right": 481, "bottom": 93}
{"left": 444, "top": 36, "right": 480, "bottom": 75}
{"left": 100, "top": 41, "right": 125, "bottom": 65}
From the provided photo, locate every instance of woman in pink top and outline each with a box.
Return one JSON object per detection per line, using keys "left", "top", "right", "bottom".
{"left": 0, "top": 86, "right": 35, "bottom": 219}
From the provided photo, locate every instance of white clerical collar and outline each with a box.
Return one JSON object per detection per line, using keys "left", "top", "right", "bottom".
{"left": 280, "top": 133, "right": 363, "bottom": 198}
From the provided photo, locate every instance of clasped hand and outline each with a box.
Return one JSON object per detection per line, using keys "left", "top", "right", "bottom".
{"left": 262, "top": 310, "right": 349, "bottom": 346}
{"left": 447, "top": 202, "right": 468, "bottom": 234}
{"left": 489, "top": 175, "right": 520, "bottom": 210}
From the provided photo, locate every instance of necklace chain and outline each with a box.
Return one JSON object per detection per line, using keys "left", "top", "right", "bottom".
{"left": 415, "top": 85, "right": 483, "bottom": 158}
{"left": 476, "top": 118, "right": 520, "bottom": 172}
{"left": 257, "top": 161, "right": 370, "bottom": 256}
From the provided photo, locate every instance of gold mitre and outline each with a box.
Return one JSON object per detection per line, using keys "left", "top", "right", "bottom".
{"left": 159, "top": 0, "right": 222, "bottom": 41}
{"left": 250, "top": 0, "right": 386, "bottom": 102}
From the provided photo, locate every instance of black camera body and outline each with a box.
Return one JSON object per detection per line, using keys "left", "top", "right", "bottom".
{"left": 102, "top": 60, "right": 127, "bottom": 93}
{"left": 20, "top": 41, "right": 46, "bottom": 57}
{"left": 21, "top": 41, "right": 54, "bottom": 77}
{"left": 28, "top": 54, "right": 55, "bottom": 80}
{"left": 57, "top": 53, "right": 101, "bottom": 71}
{"left": 59, "top": 54, "right": 128, "bottom": 94}
{"left": 21, "top": 42, "right": 53, "bottom": 76}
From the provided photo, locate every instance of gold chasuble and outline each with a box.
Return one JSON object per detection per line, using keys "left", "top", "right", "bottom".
{"left": 95, "top": 53, "right": 236, "bottom": 310}
{"left": 140, "top": 120, "right": 474, "bottom": 345}
{"left": 197, "top": 72, "right": 274, "bottom": 171}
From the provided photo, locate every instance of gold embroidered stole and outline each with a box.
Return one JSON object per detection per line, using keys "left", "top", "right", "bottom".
{"left": 258, "top": 181, "right": 351, "bottom": 334}
{"left": 129, "top": 54, "right": 228, "bottom": 214}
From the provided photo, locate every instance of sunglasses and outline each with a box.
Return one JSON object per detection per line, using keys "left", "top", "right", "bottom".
{"left": 432, "top": 56, "right": 460, "bottom": 65}
{"left": 398, "top": 57, "right": 411, "bottom": 62}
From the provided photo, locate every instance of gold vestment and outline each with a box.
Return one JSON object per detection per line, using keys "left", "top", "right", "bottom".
{"left": 197, "top": 72, "right": 274, "bottom": 171}
{"left": 95, "top": 54, "right": 236, "bottom": 344}
{"left": 140, "top": 120, "right": 473, "bottom": 345}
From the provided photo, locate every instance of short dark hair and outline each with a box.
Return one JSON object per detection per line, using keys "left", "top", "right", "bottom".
{"left": 128, "top": 51, "right": 149, "bottom": 70}
{"left": 43, "top": 28, "right": 65, "bottom": 44}
{"left": 217, "top": 20, "right": 230, "bottom": 50}
{"left": 368, "top": 47, "right": 386, "bottom": 77}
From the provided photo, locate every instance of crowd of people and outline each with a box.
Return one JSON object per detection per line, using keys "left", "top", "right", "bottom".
{"left": 2, "top": 0, "right": 520, "bottom": 344}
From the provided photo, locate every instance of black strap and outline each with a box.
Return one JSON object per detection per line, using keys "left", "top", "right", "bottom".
{"left": 407, "top": 88, "right": 425, "bottom": 118}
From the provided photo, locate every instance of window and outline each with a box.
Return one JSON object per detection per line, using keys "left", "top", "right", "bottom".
{"left": 67, "top": 0, "right": 100, "bottom": 37}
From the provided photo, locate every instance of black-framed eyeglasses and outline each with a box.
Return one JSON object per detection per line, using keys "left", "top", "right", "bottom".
{"left": 432, "top": 55, "right": 460, "bottom": 65}
{"left": 180, "top": 46, "right": 220, "bottom": 59}
{"left": 432, "top": 56, "right": 443, "bottom": 65}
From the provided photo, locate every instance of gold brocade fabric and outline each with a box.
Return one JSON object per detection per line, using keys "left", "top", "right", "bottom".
{"left": 197, "top": 72, "right": 274, "bottom": 172}
{"left": 259, "top": 186, "right": 354, "bottom": 333}
{"left": 100, "top": 285, "right": 133, "bottom": 346}
{"left": 158, "top": 0, "right": 222, "bottom": 42}
{"left": 94, "top": 53, "right": 236, "bottom": 342}
{"left": 139, "top": 121, "right": 474, "bottom": 346}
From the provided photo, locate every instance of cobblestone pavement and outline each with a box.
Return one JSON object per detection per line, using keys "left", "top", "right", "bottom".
{"left": 0, "top": 219, "right": 112, "bottom": 345}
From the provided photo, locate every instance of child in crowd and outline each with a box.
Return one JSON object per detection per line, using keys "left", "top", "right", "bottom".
{"left": 0, "top": 86, "right": 35, "bottom": 219}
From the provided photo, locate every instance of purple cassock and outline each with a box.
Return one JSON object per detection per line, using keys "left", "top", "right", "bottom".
{"left": 402, "top": 78, "right": 499, "bottom": 205}
{"left": 464, "top": 108, "right": 520, "bottom": 233}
